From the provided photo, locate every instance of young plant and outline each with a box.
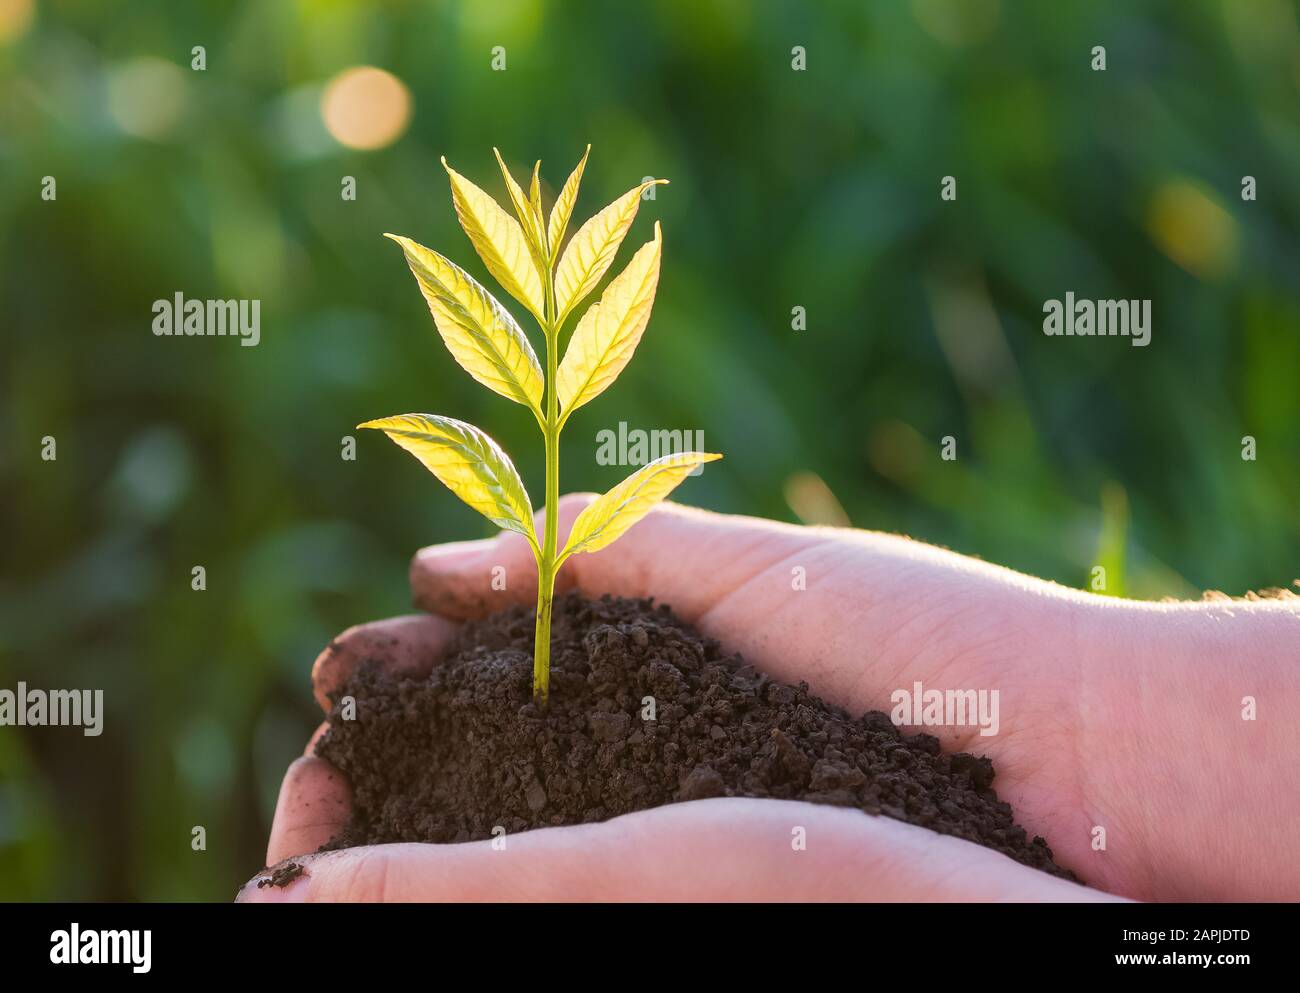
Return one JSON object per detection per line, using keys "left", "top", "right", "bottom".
{"left": 360, "top": 148, "right": 721, "bottom": 705}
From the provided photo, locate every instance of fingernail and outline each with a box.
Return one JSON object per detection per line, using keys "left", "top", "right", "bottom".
{"left": 236, "top": 873, "right": 309, "bottom": 903}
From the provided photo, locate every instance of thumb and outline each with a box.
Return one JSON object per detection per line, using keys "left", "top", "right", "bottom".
{"left": 237, "top": 798, "right": 1110, "bottom": 902}
{"left": 411, "top": 493, "right": 817, "bottom": 624}
{"left": 407, "top": 494, "right": 587, "bottom": 620}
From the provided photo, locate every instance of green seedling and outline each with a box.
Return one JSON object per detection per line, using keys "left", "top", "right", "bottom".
{"left": 360, "top": 147, "right": 721, "bottom": 705}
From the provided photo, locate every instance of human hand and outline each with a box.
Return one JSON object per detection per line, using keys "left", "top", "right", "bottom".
{"left": 240, "top": 496, "right": 1299, "bottom": 901}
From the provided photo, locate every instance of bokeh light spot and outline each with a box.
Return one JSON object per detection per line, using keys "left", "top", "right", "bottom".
{"left": 867, "top": 420, "right": 927, "bottom": 487}
{"left": 321, "top": 66, "right": 412, "bottom": 151}
{"left": 784, "top": 472, "right": 851, "bottom": 527}
{"left": 911, "top": 0, "right": 1000, "bottom": 46}
{"left": 461, "top": 0, "right": 543, "bottom": 47}
{"left": 0, "top": 0, "right": 34, "bottom": 45}
{"left": 1146, "top": 179, "right": 1239, "bottom": 279}
{"left": 107, "top": 56, "right": 189, "bottom": 139}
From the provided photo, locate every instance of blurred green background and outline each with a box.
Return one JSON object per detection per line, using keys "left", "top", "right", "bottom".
{"left": 1, "top": 0, "right": 1297, "bottom": 900}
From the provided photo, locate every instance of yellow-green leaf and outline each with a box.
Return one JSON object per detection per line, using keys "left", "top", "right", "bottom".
{"left": 557, "top": 223, "right": 661, "bottom": 418}
{"left": 492, "top": 148, "right": 546, "bottom": 267}
{"left": 528, "top": 160, "right": 543, "bottom": 226}
{"left": 554, "top": 176, "right": 666, "bottom": 322}
{"left": 561, "top": 451, "right": 721, "bottom": 558}
{"left": 358, "top": 414, "right": 536, "bottom": 542}
{"left": 547, "top": 145, "right": 589, "bottom": 259}
{"left": 444, "top": 156, "right": 545, "bottom": 323}
{"left": 385, "top": 234, "right": 543, "bottom": 414}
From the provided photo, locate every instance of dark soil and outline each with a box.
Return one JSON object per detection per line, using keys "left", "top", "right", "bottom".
{"left": 256, "top": 862, "right": 305, "bottom": 888}
{"left": 316, "top": 593, "right": 1076, "bottom": 881}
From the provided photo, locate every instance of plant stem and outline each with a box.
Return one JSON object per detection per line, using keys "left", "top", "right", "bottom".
{"left": 533, "top": 542, "right": 554, "bottom": 704}
{"left": 533, "top": 239, "right": 560, "bottom": 706}
{"left": 534, "top": 418, "right": 558, "bottom": 705}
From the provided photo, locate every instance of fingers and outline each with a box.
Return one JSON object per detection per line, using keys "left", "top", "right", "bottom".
{"left": 409, "top": 516, "right": 583, "bottom": 621}
{"left": 311, "top": 613, "right": 458, "bottom": 712}
{"left": 411, "top": 494, "right": 815, "bottom": 623}
{"left": 411, "top": 496, "right": 1091, "bottom": 759}
{"left": 408, "top": 494, "right": 1019, "bottom": 716}
{"left": 239, "top": 798, "right": 1119, "bottom": 903}
{"left": 289, "top": 605, "right": 457, "bottom": 867}
{"left": 280, "top": 617, "right": 456, "bottom": 870}
{"left": 264, "top": 755, "right": 352, "bottom": 866}
{"left": 305, "top": 721, "right": 330, "bottom": 754}
{"left": 292, "top": 617, "right": 456, "bottom": 863}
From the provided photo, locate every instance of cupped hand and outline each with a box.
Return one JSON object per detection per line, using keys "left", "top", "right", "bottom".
{"left": 240, "top": 495, "right": 1300, "bottom": 902}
